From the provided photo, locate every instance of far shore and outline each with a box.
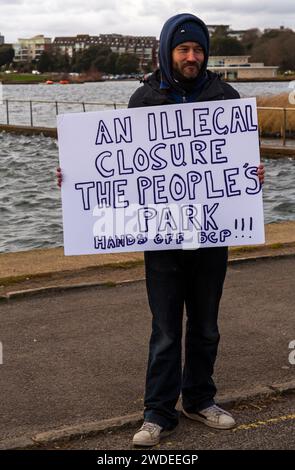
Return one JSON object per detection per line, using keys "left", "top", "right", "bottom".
{"left": 0, "top": 220, "right": 294, "bottom": 295}
{"left": 1, "top": 72, "right": 295, "bottom": 85}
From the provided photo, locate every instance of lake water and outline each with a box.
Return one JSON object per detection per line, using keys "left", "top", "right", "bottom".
{"left": 0, "top": 81, "right": 294, "bottom": 253}
{"left": 0, "top": 80, "right": 293, "bottom": 128}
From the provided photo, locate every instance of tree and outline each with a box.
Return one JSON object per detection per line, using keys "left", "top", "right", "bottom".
{"left": 37, "top": 51, "right": 54, "bottom": 72}
{"left": 210, "top": 36, "right": 245, "bottom": 55}
{"left": 250, "top": 29, "right": 295, "bottom": 71}
{"left": 37, "top": 50, "right": 71, "bottom": 72}
{"left": 16, "top": 61, "right": 33, "bottom": 72}
{"left": 212, "top": 26, "right": 230, "bottom": 37}
{"left": 240, "top": 29, "right": 261, "bottom": 54}
{"left": 103, "top": 52, "right": 120, "bottom": 74}
{"left": 54, "top": 51, "right": 71, "bottom": 72}
{"left": 209, "top": 27, "right": 245, "bottom": 56}
{"left": 93, "top": 46, "right": 115, "bottom": 72}
{"left": 0, "top": 46, "right": 14, "bottom": 67}
{"left": 116, "top": 53, "right": 139, "bottom": 74}
{"left": 73, "top": 45, "right": 113, "bottom": 72}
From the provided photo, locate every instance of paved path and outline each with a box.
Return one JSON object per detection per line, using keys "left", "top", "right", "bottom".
{"left": 1, "top": 221, "right": 295, "bottom": 284}
{"left": 0, "top": 256, "right": 294, "bottom": 443}
{"left": 57, "top": 392, "right": 295, "bottom": 450}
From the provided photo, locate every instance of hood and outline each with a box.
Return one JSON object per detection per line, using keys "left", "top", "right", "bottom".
{"left": 141, "top": 69, "right": 224, "bottom": 105}
{"left": 158, "top": 13, "right": 210, "bottom": 93}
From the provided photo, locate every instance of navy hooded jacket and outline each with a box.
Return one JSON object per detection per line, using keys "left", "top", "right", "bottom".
{"left": 158, "top": 12, "right": 210, "bottom": 97}
{"left": 128, "top": 13, "right": 240, "bottom": 108}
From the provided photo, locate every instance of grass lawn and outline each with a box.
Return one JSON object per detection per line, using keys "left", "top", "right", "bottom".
{"left": 0, "top": 73, "right": 52, "bottom": 84}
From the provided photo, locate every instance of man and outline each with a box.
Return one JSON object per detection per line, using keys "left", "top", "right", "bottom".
{"left": 56, "top": 11, "right": 265, "bottom": 449}
{"left": 128, "top": 13, "right": 265, "bottom": 447}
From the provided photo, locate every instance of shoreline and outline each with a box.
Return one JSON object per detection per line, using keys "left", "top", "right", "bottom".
{"left": 1, "top": 80, "right": 294, "bottom": 85}
{"left": 1, "top": 77, "right": 294, "bottom": 85}
{"left": 0, "top": 220, "right": 294, "bottom": 295}
{"left": 1, "top": 125, "right": 294, "bottom": 157}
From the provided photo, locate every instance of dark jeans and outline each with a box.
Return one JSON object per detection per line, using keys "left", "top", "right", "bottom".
{"left": 143, "top": 246, "right": 228, "bottom": 429}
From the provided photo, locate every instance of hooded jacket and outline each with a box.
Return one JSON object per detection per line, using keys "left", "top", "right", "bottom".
{"left": 158, "top": 12, "right": 210, "bottom": 94}
{"left": 128, "top": 13, "right": 240, "bottom": 109}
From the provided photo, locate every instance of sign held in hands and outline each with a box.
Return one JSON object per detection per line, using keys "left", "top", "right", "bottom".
{"left": 57, "top": 98, "right": 264, "bottom": 255}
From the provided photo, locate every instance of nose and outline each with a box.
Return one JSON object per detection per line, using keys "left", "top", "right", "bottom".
{"left": 186, "top": 49, "right": 197, "bottom": 62}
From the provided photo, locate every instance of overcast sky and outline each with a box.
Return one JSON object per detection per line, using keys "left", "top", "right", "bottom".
{"left": 1, "top": 0, "right": 295, "bottom": 43}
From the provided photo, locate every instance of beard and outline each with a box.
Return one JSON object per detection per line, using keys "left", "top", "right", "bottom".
{"left": 173, "top": 60, "right": 203, "bottom": 82}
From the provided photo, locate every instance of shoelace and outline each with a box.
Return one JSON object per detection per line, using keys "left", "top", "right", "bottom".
{"left": 140, "top": 422, "right": 161, "bottom": 434}
{"left": 204, "top": 405, "right": 231, "bottom": 417}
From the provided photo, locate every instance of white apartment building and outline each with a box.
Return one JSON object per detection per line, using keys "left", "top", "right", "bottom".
{"left": 13, "top": 35, "right": 51, "bottom": 62}
{"left": 208, "top": 55, "right": 278, "bottom": 79}
{"left": 53, "top": 34, "right": 158, "bottom": 70}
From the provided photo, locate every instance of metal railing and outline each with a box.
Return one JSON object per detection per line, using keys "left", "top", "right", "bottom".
{"left": 1, "top": 99, "right": 295, "bottom": 146}
{"left": 257, "top": 106, "right": 295, "bottom": 146}
{"left": 1, "top": 99, "right": 127, "bottom": 127}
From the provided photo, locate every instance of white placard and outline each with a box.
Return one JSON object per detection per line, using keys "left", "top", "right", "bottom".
{"left": 57, "top": 98, "right": 265, "bottom": 255}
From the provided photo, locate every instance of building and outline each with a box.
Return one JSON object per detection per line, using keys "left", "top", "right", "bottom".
{"left": 208, "top": 55, "right": 278, "bottom": 79}
{"left": 228, "top": 30, "right": 246, "bottom": 41}
{"left": 264, "top": 26, "right": 293, "bottom": 34}
{"left": 0, "top": 33, "right": 4, "bottom": 45}
{"left": 207, "top": 25, "right": 230, "bottom": 36}
{"left": 98, "top": 34, "right": 158, "bottom": 70}
{"left": 53, "top": 35, "right": 100, "bottom": 58}
{"left": 207, "top": 25, "right": 251, "bottom": 41}
{"left": 53, "top": 34, "right": 158, "bottom": 70}
{"left": 13, "top": 35, "right": 51, "bottom": 62}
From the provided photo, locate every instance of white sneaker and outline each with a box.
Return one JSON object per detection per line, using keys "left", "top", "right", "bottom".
{"left": 182, "top": 404, "right": 236, "bottom": 429}
{"left": 132, "top": 421, "right": 175, "bottom": 447}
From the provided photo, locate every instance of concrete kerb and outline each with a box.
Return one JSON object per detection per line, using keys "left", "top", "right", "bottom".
{"left": 0, "top": 251, "right": 295, "bottom": 303}
{"left": 0, "top": 278, "right": 146, "bottom": 302}
{"left": 0, "top": 258, "right": 145, "bottom": 287}
{"left": 1, "top": 380, "right": 295, "bottom": 450}
{"left": 0, "top": 248, "right": 293, "bottom": 449}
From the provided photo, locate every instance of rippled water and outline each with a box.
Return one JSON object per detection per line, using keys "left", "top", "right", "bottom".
{"left": 0, "top": 80, "right": 293, "bottom": 128}
{"left": 262, "top": 157, "right": 295, "bottom": 222}
{"left": 0, "top": 133, "right": 62, "bottom": 252}
{"left": 0, "top": 130, "right": 294, "bottom": 253}
{"left": 0, "top": 82, "right": 140, "bottom": 128}
{"left": 0, "top": 81, "right": 294, "bottom": 253}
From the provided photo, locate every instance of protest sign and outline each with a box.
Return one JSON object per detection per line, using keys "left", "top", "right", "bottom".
{"left": 57, "top": 97, "right": 265, "bottom": 255}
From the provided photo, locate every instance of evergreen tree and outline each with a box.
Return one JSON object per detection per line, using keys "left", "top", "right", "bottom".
{"left": 0, "top": 46, "right": 14, "bottom": 67}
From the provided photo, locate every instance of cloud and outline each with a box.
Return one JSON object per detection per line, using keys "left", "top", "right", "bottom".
{"left": 0, "top": 0, "right": 22, "bottom": 4}
{"left": 139, "top": 0, "right": 295, "bottom": 16}
{"left": 0, "top": 0, "right": 294, "bottom": 43}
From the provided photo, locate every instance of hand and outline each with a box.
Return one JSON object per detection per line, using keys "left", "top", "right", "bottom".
{"left": 56, "top": 167, "right": 63, "bottom": 188}
{"left": 257, "top": 164, "right": 265, "bottom": 185}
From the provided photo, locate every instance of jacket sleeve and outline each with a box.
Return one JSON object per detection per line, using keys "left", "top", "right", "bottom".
{"left": 221, "top": 81, "right": 241, "bottom": 100}
{"left": 128, "top": 86, "right": 146, "bottom": 109}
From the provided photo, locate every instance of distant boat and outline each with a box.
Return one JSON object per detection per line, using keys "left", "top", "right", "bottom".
{"left": 45, "top": 80, "right": 54, "bottom": 85}
{"left": 59, "top": 80, "right": 70, "bottom": 85}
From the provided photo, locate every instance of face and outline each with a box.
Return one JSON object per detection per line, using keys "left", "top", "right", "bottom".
{"left": 172, "top": 41, "right": 205, "bottom": 79}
